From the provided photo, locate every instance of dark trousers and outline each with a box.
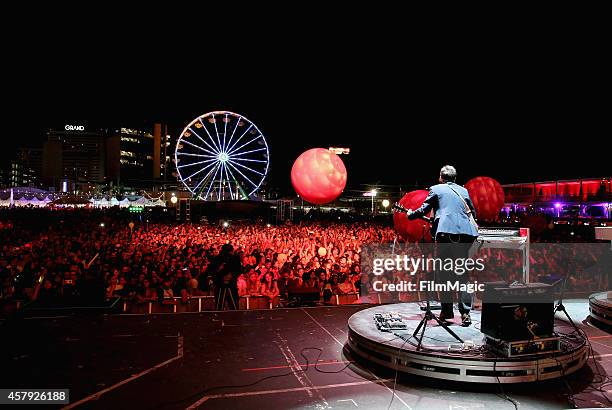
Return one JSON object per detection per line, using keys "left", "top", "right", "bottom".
{"left": 435, "top": 233, "right": 477, "bottom": 316}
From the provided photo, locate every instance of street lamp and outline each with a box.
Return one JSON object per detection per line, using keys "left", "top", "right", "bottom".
{"left": 370, "top": 189, "right": 377, "bottom": 214}
{"left": 382, "top": 199, "right": 390, "bottom": 209}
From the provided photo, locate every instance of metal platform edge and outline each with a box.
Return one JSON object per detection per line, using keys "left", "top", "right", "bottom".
{"left": 347, "top": 311, "right": 588, "bottom": 384}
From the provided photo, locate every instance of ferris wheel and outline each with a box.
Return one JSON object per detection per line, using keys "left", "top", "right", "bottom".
{"left": 174, "top": 111, "right": 270, "bottom": 200}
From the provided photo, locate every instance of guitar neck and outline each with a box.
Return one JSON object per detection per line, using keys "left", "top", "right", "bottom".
{"left": 392, "top": 204, "right": 431, "bottom": 223}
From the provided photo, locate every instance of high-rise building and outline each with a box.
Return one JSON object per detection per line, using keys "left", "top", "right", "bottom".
{"left": 153, "top": 123, "right": 173, "bottom": 185}
{"left": 41, "top": 122, "right": 172, "bottom": 191}
{"left": 106, "top": 127, "right": 155, "bottom": 189}
{"left": 0, "top": 167, "right": 11, "bottom": 188}
{"left": 43, "top": 124, "right": 106, "bottom": 189}
{"left": 11, "top": 147, "right": 42, "bottom": 187}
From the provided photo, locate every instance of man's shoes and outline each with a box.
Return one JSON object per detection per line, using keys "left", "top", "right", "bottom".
{"left": 461, "top": 313, "right": 472, "bottom": 327}
{"left": 438, "top": 312, "right": 454, "bottom": 322}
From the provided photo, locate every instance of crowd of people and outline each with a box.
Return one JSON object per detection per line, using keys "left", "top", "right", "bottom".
{"left": 0, "top": 208, "right": 395, "bottom": 307}
{"left": 0, "top": 208, "right": 609, "bottom": 309}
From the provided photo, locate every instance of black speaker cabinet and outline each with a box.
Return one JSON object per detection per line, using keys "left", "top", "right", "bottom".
{"left": 481, "top": 282, "right": 555, "bottom": 341}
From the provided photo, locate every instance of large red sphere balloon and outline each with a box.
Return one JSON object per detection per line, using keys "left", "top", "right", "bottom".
{"left": 291, "top": 148, "right": 347, "bottom": 204}
{"left": 393, "top": 190, "right": 433, "bottom": 242}
{"left": 465, "top": 176, "right": 505, "bottom": 222}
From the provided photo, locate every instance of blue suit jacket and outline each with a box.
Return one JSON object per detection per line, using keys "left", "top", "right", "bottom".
{"left": 410, "top": 182, "right": 478, "bottom": 237}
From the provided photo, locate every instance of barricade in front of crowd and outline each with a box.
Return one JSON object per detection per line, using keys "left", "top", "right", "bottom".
{"left": 240, "top": 295, "right": 280, "bottom": 309}
{"left": 328, "top": 292, "right": 360, "bottom": 305}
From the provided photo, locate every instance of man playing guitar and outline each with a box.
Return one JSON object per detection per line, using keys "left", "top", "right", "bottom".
{"left": 406, "top": 165, "right": 478, "bottom": 326}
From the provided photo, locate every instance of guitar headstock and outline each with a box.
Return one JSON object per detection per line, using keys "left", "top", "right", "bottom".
{"left": 392, "top": 202, "right": 410, "bottom": 213}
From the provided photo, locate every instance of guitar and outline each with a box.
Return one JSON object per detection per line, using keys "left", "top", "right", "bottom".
{"left": 392, "top": 203, "right": 437, "bottom": 237}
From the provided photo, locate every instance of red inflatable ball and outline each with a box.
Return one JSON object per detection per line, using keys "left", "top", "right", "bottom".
{"left": 291, "top": 148, "right": 347, "bottom": 205}
{"left": 465, "top": 176, "right": 505, "bottom": 222}
{"left": 393, "top": 190, "right": 433, "bottom": 242}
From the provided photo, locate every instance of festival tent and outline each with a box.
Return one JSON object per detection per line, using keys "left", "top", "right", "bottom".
{"left": 149, "top": 199, "right": 166, "bottom": 207}
{"left": 49, "top": 195, "right": 92, "bottom": 207}
{"left": 97, "top": 197, "right": 110, "bottom": 207}
{"left": 130, "top": 197, "right": 149, "bottom": 206}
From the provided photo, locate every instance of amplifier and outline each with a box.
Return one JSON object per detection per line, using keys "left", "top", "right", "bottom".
{"left": 481, "top": 282, "right": 555, "bottom": 341}
{"left": 486, "top": 336, "right": 561, "bottom": 357}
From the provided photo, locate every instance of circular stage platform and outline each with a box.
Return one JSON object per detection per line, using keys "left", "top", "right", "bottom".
{"left": 347, "top": 303, "right": 588, "bottom": 383}
{"left": 589, "top": 291, "right": 612, "bottom": 327}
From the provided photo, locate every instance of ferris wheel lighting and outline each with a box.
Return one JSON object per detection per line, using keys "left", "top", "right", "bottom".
{"left": 175, "top": 111, "right": 269, "bottom": 200}
{"left": 192, "top": 163, "right": 218, "bottom": 194}
{"left": 228, "top": 147, "right": 267, "bottom": 158}
{"left": 228, "top": 135, "right": 262, "bottom": 156}
{"left": 226, "top": 161, "right": 259, "bottom": 187}
{"left": 176, "top": 158, "right": 217, "bottom": 169}
{"left": 198, "top": 118, "right": 221, "bottom": 152}
{"left": 183, "top": 160, "right": 218, "bottom": 181}
{"left": 204, "top": 163, "right": 222, "bottom": 200}
{"left": 190, "top": 127, "right": 219, "bottom": 154}
{"left": 212, "top": 114, "right": 223, "bottom": 151}
{"left": 232, "top": 157, "right": 267, "bottom": 163}
{"left": 226, "top": 124, "right": 253, "bottom": 153}
{"left": 228, "top": 159, "right": 265, "bottom": 176}
{"left": 180, "top": 136, "right": 216, "bottom": 154}
{"left": 225, "top": 116, "right": 242, "bottom": 150}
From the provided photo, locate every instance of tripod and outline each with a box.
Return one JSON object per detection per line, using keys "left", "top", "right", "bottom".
{"left": 412, "top": 285, "right": 464, "bottom": 351}
{"left": 391, "top": 234, "right": 463, "bottom": 351}
{"left": 553, "top": 277, "right": 581, "bottom": 335}
{"left": 216, "top": 286, "right": 237, "bottom": 310}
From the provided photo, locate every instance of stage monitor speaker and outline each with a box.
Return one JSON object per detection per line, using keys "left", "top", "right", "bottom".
{"left": 481, "top": 282, "right": 555, "bottom": 341}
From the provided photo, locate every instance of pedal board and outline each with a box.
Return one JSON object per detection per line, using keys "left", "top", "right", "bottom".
{"left": 374, "top": 312, "right": 408, "bottom": 332}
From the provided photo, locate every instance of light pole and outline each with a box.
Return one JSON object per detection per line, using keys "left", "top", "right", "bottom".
{"left": 370, "top": 189, "right": 377, "bottom": 214}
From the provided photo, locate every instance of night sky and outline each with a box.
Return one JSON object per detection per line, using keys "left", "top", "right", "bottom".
{"left": 4, "top": 58, "right": 608, "bottom": 195}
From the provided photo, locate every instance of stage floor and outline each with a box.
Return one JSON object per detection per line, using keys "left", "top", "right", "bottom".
{"left": 348, "top": 302, "right": 588, "bottom": 383}
{"left": 1, "top": 302, "right": 612, "bottom": 409}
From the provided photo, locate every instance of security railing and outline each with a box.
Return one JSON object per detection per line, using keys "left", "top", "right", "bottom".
{"left": 119, "top": 293, "right": 364, "bottom": 314}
